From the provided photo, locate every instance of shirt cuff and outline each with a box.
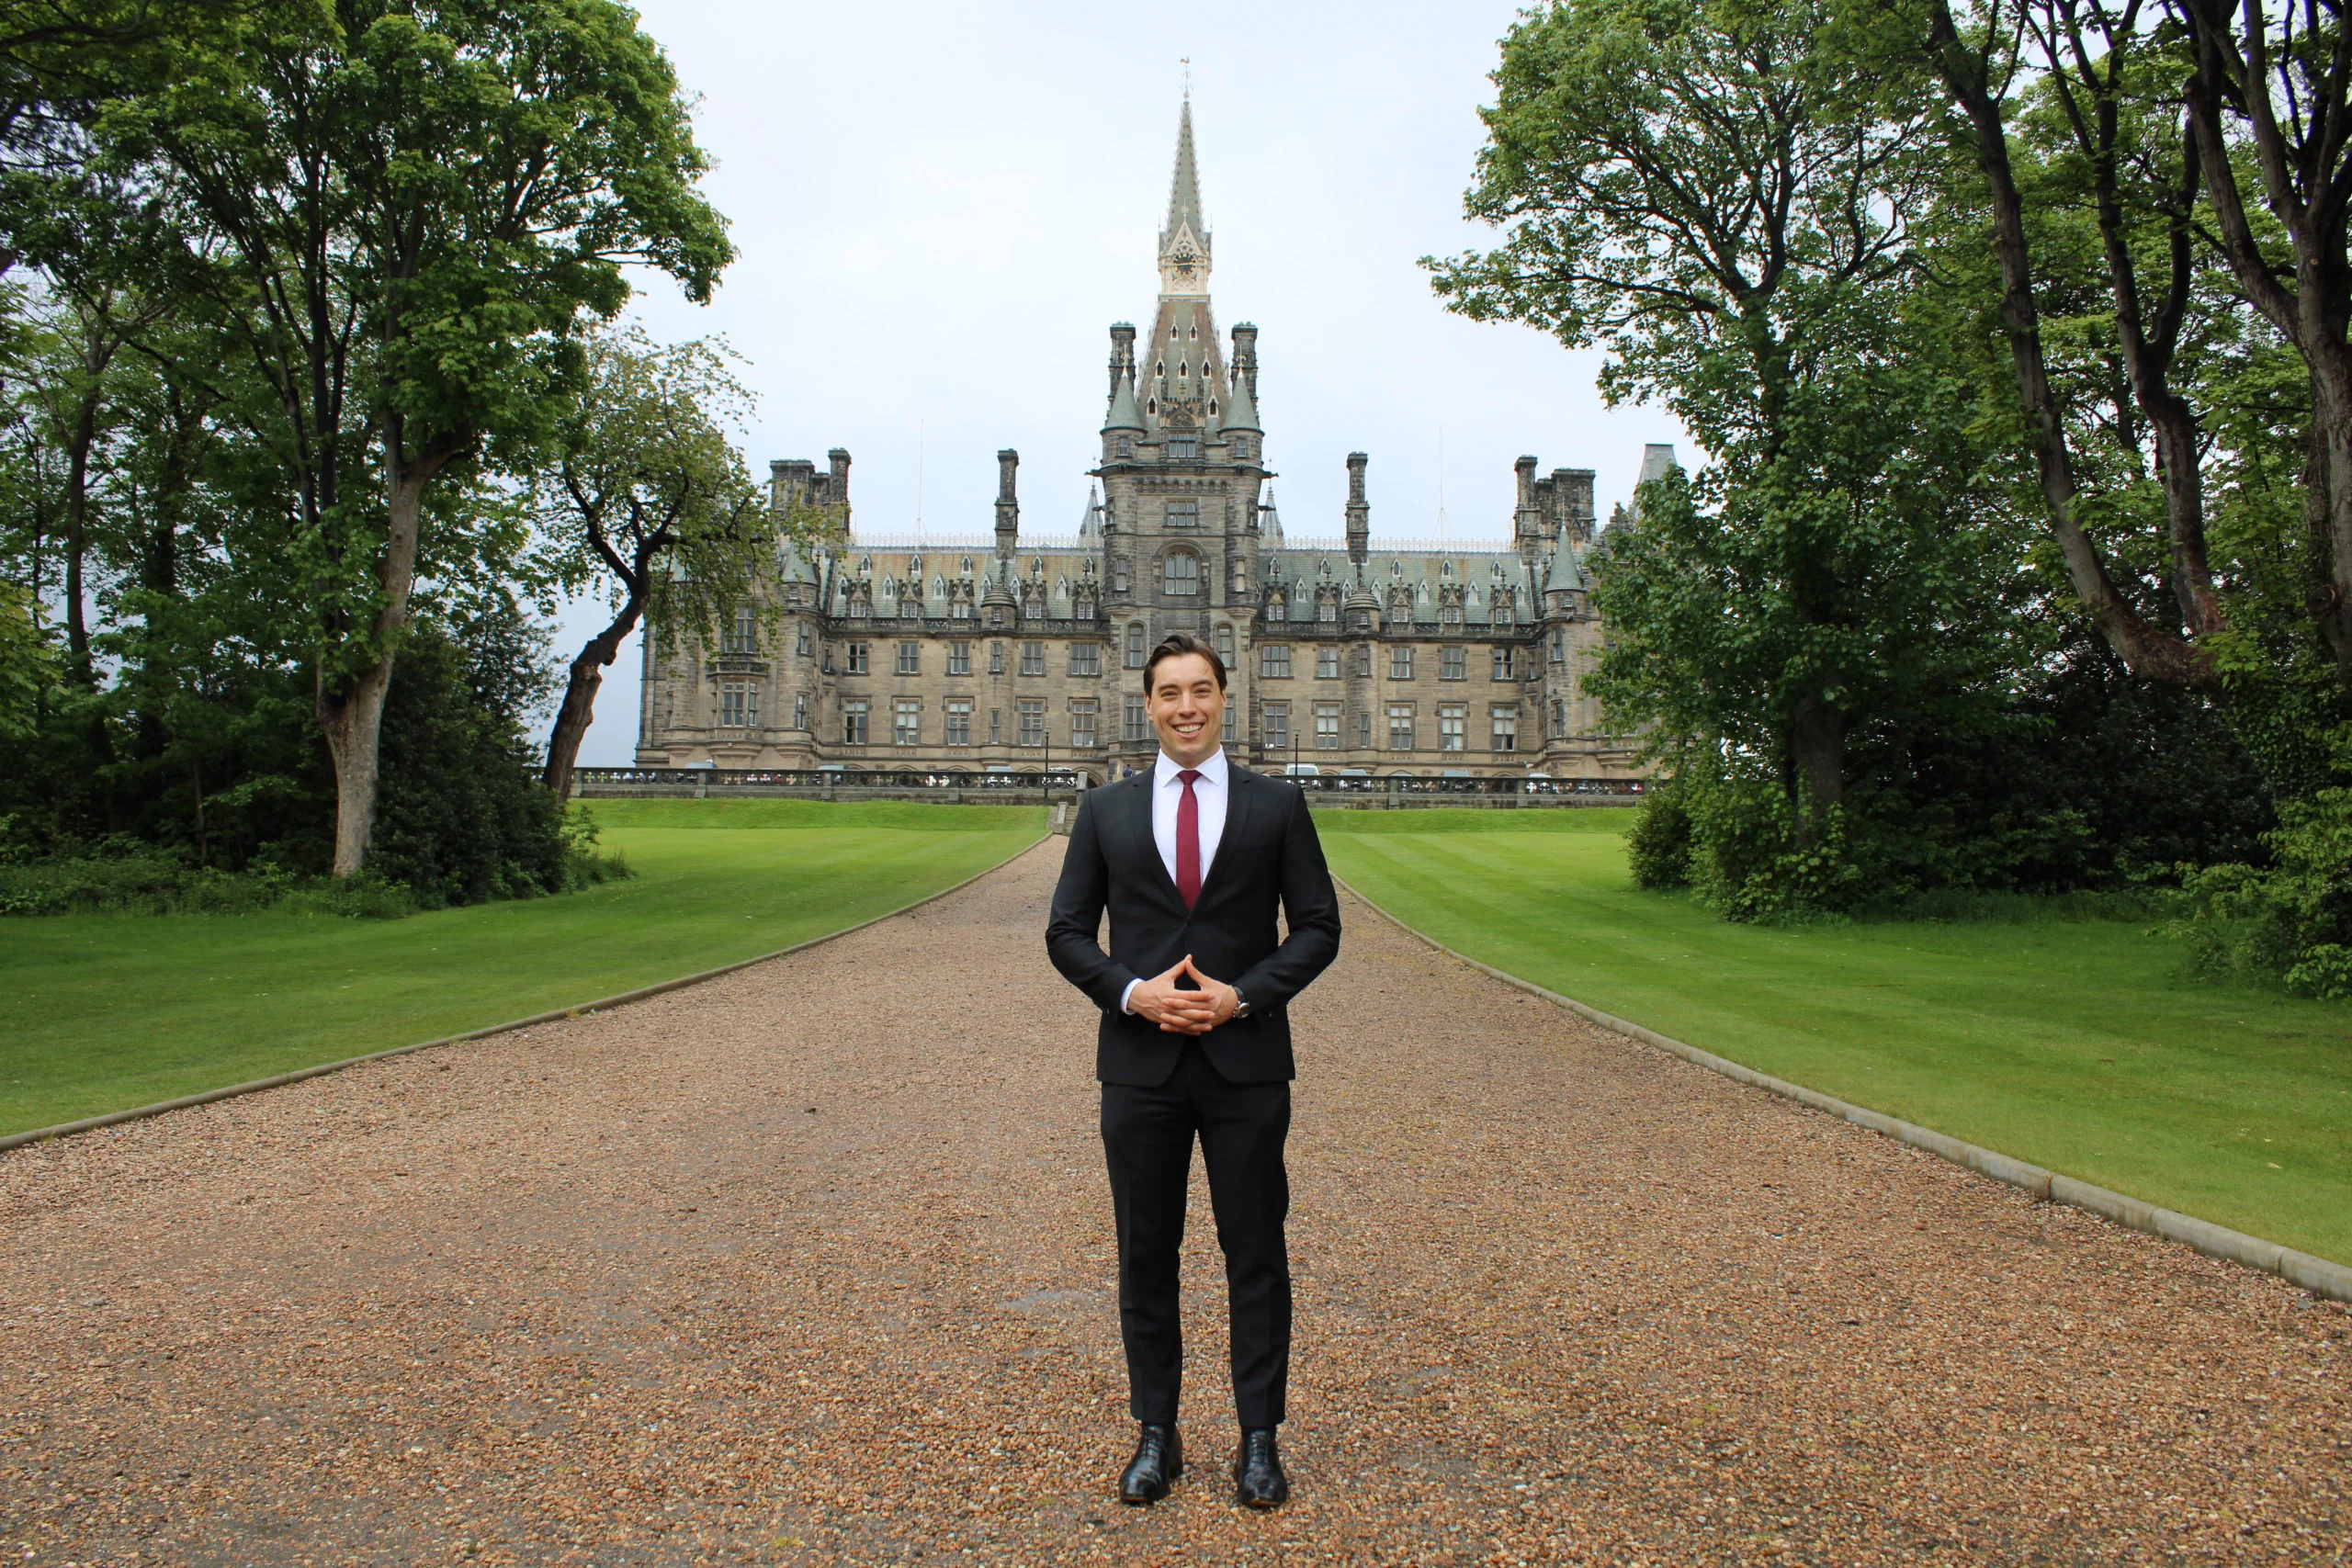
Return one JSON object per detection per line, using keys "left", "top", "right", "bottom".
{"left": 1120, "top": 978, "right": 1140, "bottom": 1015}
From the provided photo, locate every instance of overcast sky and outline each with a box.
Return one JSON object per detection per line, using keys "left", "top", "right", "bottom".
{"left": 564, "top": 0, "right": 1689, "bottom": 764}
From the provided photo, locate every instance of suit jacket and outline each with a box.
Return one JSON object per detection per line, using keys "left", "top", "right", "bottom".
{"left": 1046, "top": 761, "right": 1343, "bottom": 1087}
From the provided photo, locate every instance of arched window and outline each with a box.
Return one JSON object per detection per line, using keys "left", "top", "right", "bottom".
{"left": 1162, "top": 551, "right": 1200, "bottom": 596}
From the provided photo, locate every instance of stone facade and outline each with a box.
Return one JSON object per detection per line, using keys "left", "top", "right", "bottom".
{"left": 636, "top": 103, "right": 1654, "bottom": 784}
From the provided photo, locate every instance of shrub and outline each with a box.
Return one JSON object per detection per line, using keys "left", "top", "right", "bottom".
{"left": 1625, "top": 784, "right": 1693, "bottom": 888}
{"left": 2171, "top": 786, "right": 2352, "bottom": 998}
{"left": 0, "top": 852, "right": 417, "bottom": 918}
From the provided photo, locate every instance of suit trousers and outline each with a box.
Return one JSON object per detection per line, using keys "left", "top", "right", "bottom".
{"left": 1100, "top": 1037, "right": 1293, "bottom": 1429}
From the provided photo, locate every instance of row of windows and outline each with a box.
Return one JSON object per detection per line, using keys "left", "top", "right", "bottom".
{"left": 837, "top": 697, "right": 1100, "bottom": 749}
{"left": 719, "top": 684, "right": 1536, "bottom": 752}
{"left": 1260, "top": 702, "right": 1520, "bottom": 753}
{"left": 821, "top": 640, "right": 1108, "bottom": 678}
{"left": 1258, "top": 644, "right": 1520, "bottom": 681}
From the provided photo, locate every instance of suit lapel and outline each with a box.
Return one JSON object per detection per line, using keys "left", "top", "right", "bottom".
{"left": 1193, "top": 762, "right": 1257, "bottom": 909}
{"left": 1124, "top": 769, "right": 1186, "bottom": 910}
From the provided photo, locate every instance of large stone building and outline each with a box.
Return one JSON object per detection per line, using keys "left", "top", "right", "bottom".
{"left": 636, "top": 103, "right": 1653, "bottom": 784}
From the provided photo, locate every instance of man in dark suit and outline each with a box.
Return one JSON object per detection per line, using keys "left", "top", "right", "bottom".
{"left": 1046, "top": 632, "right": 1342, "bottom": 1510}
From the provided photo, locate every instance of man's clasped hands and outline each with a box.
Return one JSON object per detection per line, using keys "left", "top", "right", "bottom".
{"left": 1127, "top": 954, "right": 1241, "bottom": 1034}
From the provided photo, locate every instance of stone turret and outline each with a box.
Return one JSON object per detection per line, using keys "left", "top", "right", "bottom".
{"left": 1225, "top": 323, "right": 1261, "bottom": 434}
{"left": 994, "top": 448, "right": 1020, "bottom": 559}
{"left": 1345, "top": 452, "right": 1369, "bottom": 565}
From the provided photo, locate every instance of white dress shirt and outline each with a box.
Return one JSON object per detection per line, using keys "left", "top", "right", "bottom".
{"left": 1119, "top": 747, "right": 1229, "bottom": 1015}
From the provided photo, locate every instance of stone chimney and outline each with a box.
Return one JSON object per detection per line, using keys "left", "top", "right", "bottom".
{"left": 995, "top": 448, "right": 1020, "bottom": 559}
{"left": 1345, "top": 452, "right": 1369, "bottom": 566}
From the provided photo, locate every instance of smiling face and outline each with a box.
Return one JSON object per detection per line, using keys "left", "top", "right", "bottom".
{"left": 1145, "top": 650, "right": 1227, "bottom": 768}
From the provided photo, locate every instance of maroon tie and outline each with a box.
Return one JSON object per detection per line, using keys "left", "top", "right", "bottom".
{"left": 1176, "top": 769, "right": 1202, "bottom": 910}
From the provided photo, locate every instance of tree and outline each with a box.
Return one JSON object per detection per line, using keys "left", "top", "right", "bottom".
{"left": 1427, "top": 0, "right": 1935, "bottom": 829}
{"left": 2171, "top": 0, "right": 2352, "bottom": 676}
{"left": 529, "top": 325, "right": 775, "bottom": 801}
{"left": 98, "top": 0, "right": 732, "bottom": 874}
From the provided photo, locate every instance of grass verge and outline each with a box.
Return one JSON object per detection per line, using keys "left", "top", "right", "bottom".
{"left": 1321, "top": 823, "right": 2352, "bottom": 1266}
{"left": 0, "top": 802, "right": 1044, "bottom": 1137}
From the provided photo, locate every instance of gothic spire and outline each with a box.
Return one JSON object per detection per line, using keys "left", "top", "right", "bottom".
{"left": 1158, "top": 100, "right": 1210, "bottom": 296}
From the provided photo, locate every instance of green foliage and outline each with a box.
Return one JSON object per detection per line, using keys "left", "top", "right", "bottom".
{"left": 0, "top": 852, "right": 414, "bottom": 918}
{"left": 2174, "top": 784, "right": 2352, "bottom": 998}
{"left": 1624, "top": 787, "right": 1693, "bottom": 888}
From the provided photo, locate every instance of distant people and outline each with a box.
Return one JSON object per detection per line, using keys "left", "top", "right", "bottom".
{"left": 1045, "top": 632, "right": 1342, "bottom": 1509}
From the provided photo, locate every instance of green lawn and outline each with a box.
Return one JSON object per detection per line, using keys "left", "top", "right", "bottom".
{"left": 1319, "top": 811, "right": 2352, "bottom": 1266}
{"left": 0, "top": 801, "right": 1043, "bottom": 1136}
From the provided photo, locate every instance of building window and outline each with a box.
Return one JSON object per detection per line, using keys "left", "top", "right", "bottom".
{"left": 945, "top": 698, "right": 973, "bottom": 745}
{"left": 723, "top": 605, "right": 758, "bottom": 655}
{"left": 1018, "top": 699, "right": 1046, "bottom": 747}
{"left": 850, "top": 595, "right": 871, "bottom": 621}
{"left": 1317, "top": 595, "right": 1338, "bottom": 623}
{"left": 894, "top": 698, "right": 922, "bottom": 745}
{"left": 1215, "top": 623, "right": 1235, "bottom": 665}
{"left": 1260, "top": 643, "right": 1292, "bottom": 679}
{"left": 1021, "top": 640, "right": 1046, "bottom": 675}
{"left": 989, "top": 707, "right": 1002, "bottom": 744}
{"left": 845, "top": 641, "right": 870, "bottom": 674}
{"left": 1492, "top": 646, "right": 1517, "bottom": 681}
{"left": 842, "top": 699, "right": 869, "bottom": 745}
{"left": 1549, "top": 628, "right": 1565, "bottom": 664}
{"left": 1388, "top": 704, "right": 1415, "bottom": 750}
{"left": 1234, "top": 436, "right": 1252, "bottom": 460}
{"left": 896, "top": 640, "right": 921, "bottom": 675}
{"left": 1124, "top": 695, "right": 1148, "bottom": 743}
{"left": 1491, "top": 705, "right": 1518, "bottom": 752}
{"left": 989, "top": 641, "right": 1006, "bottom": 674}
{"left": 1114, "top": 562, "right": 1131, "bottom": 593}
{"left": 719, "top": 682, "right": 759, "bottom": 728}
{"left": 1390, "top": 645, "right": 1415, "bottom": 680}
{"left": 1442, "top": 601, "right": 1463, "bottom": 626}
{"left": 951, "top": 596, "right": 972, "bottom": 621}
{"left": 793, "top": 694, "right": 808, "bottom": 730}
{"left": 1165, "top": 499, "right": 1199, "bottom": 529}
{"left": 1116, "top": 437, "right": 1133, "bottom": 457}
{"left": 1351, "top": 643, "right": 1373, "bottom": 678}
{"left": 948, "top": 640, "right": 972, "bottom": 676}
{"left": 1125, "top": 624, "right": 1147, "bottom": 668}
{"left": 1231, "top": 558, "right": 1248, "bottom": 593}
{"left": 1314, "top": 702, "right": 1340, "bottom": 750}
{"left": 1169, "top": 437, "right": 1198, "bottom": 459}
{"left": 1439, "top": 704, "right": 1466, "bottom": 751}
{"left": 1264, "top": 701, "right": 1290, "bottom": 751}
{"left": 1550, "top": 697, "right": 1566, "bottom": 738}
{"left": 1441, "top": 646, "right": 1466, "bottom": 681}
{"left": 1356, "top": 711, "right": 1372, "bottom": 747}
{"left": 1163, "top": 552, "right": 1200, "bottom": 596}
{"left": 1070, "top": 641, "right": 1101, "bottom": 677}
{"left": 796, "top": 622, "right": 813, "bottom": 657}
{"left": 1071, "top": 699, "right": 1098, "bottom": 749}
{"left": 1316, "top": 645, "right": 1340, "bottom": 679}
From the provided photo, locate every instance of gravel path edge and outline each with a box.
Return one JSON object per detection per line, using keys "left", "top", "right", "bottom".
{"left": 0, "top": 832, "right": 1048, "bottom": 1156}
{"left": 1332, "top": 873, "right": 2352, "bottom": 1306}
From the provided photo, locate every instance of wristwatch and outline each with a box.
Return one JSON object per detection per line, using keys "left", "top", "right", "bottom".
{"left": 1230, "top": 986, "right": 1252, "bottom": 1019}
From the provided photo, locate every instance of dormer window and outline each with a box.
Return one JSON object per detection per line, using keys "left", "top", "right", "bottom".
{"left": 1156, "top": 361, "right": 1166, "bottom": 377}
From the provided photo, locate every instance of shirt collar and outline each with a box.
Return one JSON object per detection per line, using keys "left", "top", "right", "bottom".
{"left": 1154, "top": 747, "right": 1227, "bottom": 787}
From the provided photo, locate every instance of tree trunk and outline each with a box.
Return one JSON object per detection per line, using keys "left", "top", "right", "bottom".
{"left": 320, "top": 456, "right": 437, "bottom": 877}
{"left": 543, "top": 595, "right": 648, "bottom": 801}
{"left": 1925, "top": 0, "right": 2208, "bottom": 686}
{"left": 61, "top": 386, "right": 98, "bottom": 689}
{"left": 2306, "top": 357, "right": 2352, "bottom": 680}
{"left": 1789, "top": 691, "right": 1846, "bottom": 842}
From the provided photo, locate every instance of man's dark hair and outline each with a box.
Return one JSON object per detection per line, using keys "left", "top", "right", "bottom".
{"left": 1143, "top": 631, "right": 1227, "bottom": 693}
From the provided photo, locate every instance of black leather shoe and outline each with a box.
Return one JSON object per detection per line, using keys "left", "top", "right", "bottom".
{"left": 1118, "top": 1423, "right": 1182, "bottom": 1505}
{"left": 1233, "top": 1427, "right": 1288, "bottom": 1508}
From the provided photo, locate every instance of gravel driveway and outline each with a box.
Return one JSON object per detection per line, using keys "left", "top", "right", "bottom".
{"left": 4, "top": 838, "right": 2346, "bottom": 1566}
